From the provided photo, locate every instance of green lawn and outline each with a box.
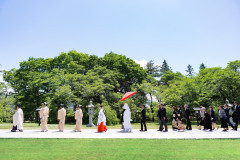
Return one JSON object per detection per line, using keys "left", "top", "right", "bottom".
{"left": 0, "top": 139, "right": 239, "bottom": 160}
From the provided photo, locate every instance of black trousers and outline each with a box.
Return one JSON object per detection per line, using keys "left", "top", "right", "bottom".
{"left": 141, "top": 119, "right": 147, "bottom": 131}
{"left": 159, "top": 118, "right": 168, "bottom": 131}
{"left": 234, "top": 119, "right": 239, "bottom": 130}
{"left": 186, "top": 118, "right": 192, "bottom": 130}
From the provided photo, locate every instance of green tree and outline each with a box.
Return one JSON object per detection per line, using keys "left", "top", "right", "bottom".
{"left": 145, "top": 60, "right": 161, "bottom": 78}
{"left": 186, "top": 64, "right": 194, "bottom": 77}
{"left": 199, "top": 63, "right": 206, "bottom": 70}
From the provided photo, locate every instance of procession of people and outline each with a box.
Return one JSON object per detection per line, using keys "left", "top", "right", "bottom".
{"left": 10, "top": 101, "right": 240, "bottom": 133}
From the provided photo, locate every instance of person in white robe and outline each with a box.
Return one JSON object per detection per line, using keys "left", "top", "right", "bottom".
{"left": 11, "top": 103, "right": 24, "bottom": 132}
{"left": 40, "top": 102, "right": 49, "bottom": 132}
{"left": 58, "top": 104, "right": 66, "bottom": 132}
{"left": 74, "top": 105, "right": 83, "bottom": 132}
{"left": 97, "top": 105, "right": 107, "bottom": 132}
{"left": 122, "top": 103, "right": 132, "bottom": 132}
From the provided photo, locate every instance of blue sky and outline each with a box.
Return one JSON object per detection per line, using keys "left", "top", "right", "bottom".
{"left": 0, "top": 0, "right": 240, "bottom": 81}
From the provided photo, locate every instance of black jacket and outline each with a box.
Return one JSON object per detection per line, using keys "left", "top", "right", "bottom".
{"left": 177, "top": 109, "right": 183, "bottom": 120}
{"left": 172, "top": 110, "right": 177, "bottom": 120}
{"left": 157, "top": 107, "right": 167, "bottom": 119}
{"left": 224, "top": 108, "right": 230, "bottom": 118}
{"left": 141, "top": 108, "right": 146, "bottom": 120}
{"left": 210, "top": 109, "right": 216, "bottom": 122}
{"left": 233, "top": 105, "right": 240, "bottom": 120}
{"left": 185, "top": 108, "right": 191, "bottom": 119}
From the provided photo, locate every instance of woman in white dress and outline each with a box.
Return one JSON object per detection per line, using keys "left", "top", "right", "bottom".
{"left": 122, "top": 103, "right": 132, "bottom": 132}
{"left": 97, "top": 105, "right": 107, "bottom": 132}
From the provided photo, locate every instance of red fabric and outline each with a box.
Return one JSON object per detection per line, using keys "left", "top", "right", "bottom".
{"left": 120, "top": 91, "right": 137, "bottom": 101}
{"left": 98, "top": 122, "right": 107, "bottom": 132}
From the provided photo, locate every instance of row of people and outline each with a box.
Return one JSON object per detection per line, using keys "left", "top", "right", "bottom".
{"left": 11, "top": 103, "right": 107, "bottom": 133}
{"left": 10, "top": 101, "right": 240, "bottom": 133}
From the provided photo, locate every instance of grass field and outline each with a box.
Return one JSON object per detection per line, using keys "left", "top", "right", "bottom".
{"left": 0, "top": 139, "right": 240, "bottom": 160}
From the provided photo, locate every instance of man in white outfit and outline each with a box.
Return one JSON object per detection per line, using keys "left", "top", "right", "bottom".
{"left": 11, "top": 103, "right": 24, "bottom": 132}
{"left": 40, "top": 102, "right": 49, "bottom": 132}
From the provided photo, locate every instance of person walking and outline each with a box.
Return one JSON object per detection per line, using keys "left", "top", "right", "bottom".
{"left": 203, "top": 108, "right": 212, "bottom": 131}
{"left": 172, "top": 106, "right": 178, "bottom": 130}
{"left": 219, "top": 105, "right": 228, "bottom": 132}
{"left": 97, "top": 105, "right": 107, "bottom": 132}
{"left": 209, "top": 106, "right": 218, "bottom": 130}
{"left": 11, "top": 103, "right": 24, "bottom": 132}
{"left": 74, "top": 105, "right": 83, "bottom": 132}
{"left": 57, "top": 104, "right": 66, "bottom": 132}
{"left": 184, "top": 104, "right": 192, "bottom": 130}
{"left": 232, "top": 101, "right": 240, "bottom": 131}
{"left": 140, "top": 105, "right": 147, "bottom": 131}
{"left": 157, "top": 103, "right": 168, "bottom": 132}
{"left": 40, "top": 102, "right": 49, "bottom": 132}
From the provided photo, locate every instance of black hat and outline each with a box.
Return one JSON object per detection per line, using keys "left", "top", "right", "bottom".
{"left": 17, "top": 103, "right": 21, "bottom": 108}
{"left": 43, "top": 102, "right": 48, "bottom": 106}
{"left": 78, "top": 105, "right": 82, "bottom": 108}
{"left": 60, "top": 104, "right": 64, "bottom": 107}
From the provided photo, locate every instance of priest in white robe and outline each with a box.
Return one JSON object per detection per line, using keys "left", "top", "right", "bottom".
{"left": 122, "top": 103, "right": 132, "bottom": 132}
{"left": 11, "top": 103, "right": 24, "bottom": 132}
{"left": 97, "top": 105, "right": 107, "bottom": 132}
{"left": 40, "top": 102, "right": 49, "bottom": 132}
{"left": 58, "top": 104, "right": 66, "bottom": 132}
{"left": 74, "top": 105, "right": 83, "bottom": 132}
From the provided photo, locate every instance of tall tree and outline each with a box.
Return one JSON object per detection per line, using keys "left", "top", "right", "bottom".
{"left": 145, "top": 60, "right": 161, "bottom": 78}
{"left": 160, "top": 60, "right": 172, "bottom": 76}
{"left": 186, "top": 64, "right": 194, "bottom": 77}
{"left": 199, "top": 63, "right": 206, "bottom": 70}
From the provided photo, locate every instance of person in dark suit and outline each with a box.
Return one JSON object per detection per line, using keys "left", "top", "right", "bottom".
{"left": 224, "top": 104, "right": 234, "bottom": 129}
{"left": 157, "top": 103, "right": 168, "bottom": 132}
{"left": 209, "top": 106, "right": 219, "bottom": 130}
{"left": 140, "top": 105, "right": 147, "bottom": 131}
{"left": 184, "top": 104, "right": 192, "bottom": 130}
{"left": 232, "top": 101, "right": 240, "bottom": 131}
{"left": 203, "top": 108, "right": 212, "bottom": 131}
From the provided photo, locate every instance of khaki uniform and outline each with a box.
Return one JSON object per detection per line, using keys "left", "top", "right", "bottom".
{"left": 74, "top": 109, "right": 83, "bottom": 132}
{"left": 40, "top": 107, "right": 49, "bottom": 131}
{"left": 58, "top": 108, "right": 66, "bottom": 131}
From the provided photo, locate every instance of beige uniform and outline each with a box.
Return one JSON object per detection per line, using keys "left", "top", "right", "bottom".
{"left": 58, "top": 108, "right": 66, "bottom": 131}
{"left": 74, "top": 109, "right": 83, "bottom": 132}
{"left": 40, "top": 107, "right": 49, "bottom": 131}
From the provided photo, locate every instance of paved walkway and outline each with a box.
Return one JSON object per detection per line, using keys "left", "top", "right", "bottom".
{"left": 1, "top": 129, "right": 240, "bottom": 139}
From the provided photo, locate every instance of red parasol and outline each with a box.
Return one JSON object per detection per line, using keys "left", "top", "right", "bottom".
{"left": 120, "top": 91, "right": 137, "bottom": 101}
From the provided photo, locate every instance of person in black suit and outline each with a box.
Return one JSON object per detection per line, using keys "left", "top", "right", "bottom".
{"left": 203, "top": 108, "right": 212, "bottom": 131}
{"left": 184, "top": 104, "right": 192, "bottom": 130}
{"left": 157, "top": 103, "right": 168, "bottom": 132}
{"left": 209, "top": 106, "right": 219, "bottom": 130}
{"left": 232, "top": 101, "right": 240, "bottom": 131}
{"left": 140, "top": 105, "right": 147, "bottom": 131}
{"left": 224, "top": 104, "right": 234, "bottom": 129}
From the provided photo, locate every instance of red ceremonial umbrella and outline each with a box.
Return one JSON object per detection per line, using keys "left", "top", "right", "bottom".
{"left": 120, "top": 91, "right": 137, "bottom": 101}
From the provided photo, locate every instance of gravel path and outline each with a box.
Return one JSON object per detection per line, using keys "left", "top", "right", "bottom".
{"left": 1, "top": 129, "right": 240, "bottom": 139}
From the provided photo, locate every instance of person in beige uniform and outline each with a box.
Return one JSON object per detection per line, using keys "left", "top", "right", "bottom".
{"left": 40, "top": 102, "right": 49, "bottom": 132}
{"left": 74, "top": 105, "right": 83, "bottom": 132}
{"left": 58, "top": 104, "right": 66, "bottom": 132}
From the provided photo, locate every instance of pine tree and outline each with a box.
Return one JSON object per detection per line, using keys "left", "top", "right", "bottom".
{"left": 186, "top": 64, "right": 194, "bottom": 77}
{"left": 199, "top": 63, "right": 206, "bottom": 70}
{"left": 160, "top": 60, "right": 172, "bottom": 76}
{"left": 145, "top": 60, "right": 161, "bottom": 78}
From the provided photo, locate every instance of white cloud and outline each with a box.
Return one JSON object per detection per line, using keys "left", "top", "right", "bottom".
{"left": 134, "top": 58, "right": 148, "bottom": 68}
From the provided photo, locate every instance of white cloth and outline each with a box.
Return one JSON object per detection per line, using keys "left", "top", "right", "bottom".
{"left": 122, "top": 103, "right": 132, "bottom": 130}
{"left": 97, "top": 108, "right": 106, "bottom": 125}
{"left": 13, "top": 108, "right": 24, "bottom": 130}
